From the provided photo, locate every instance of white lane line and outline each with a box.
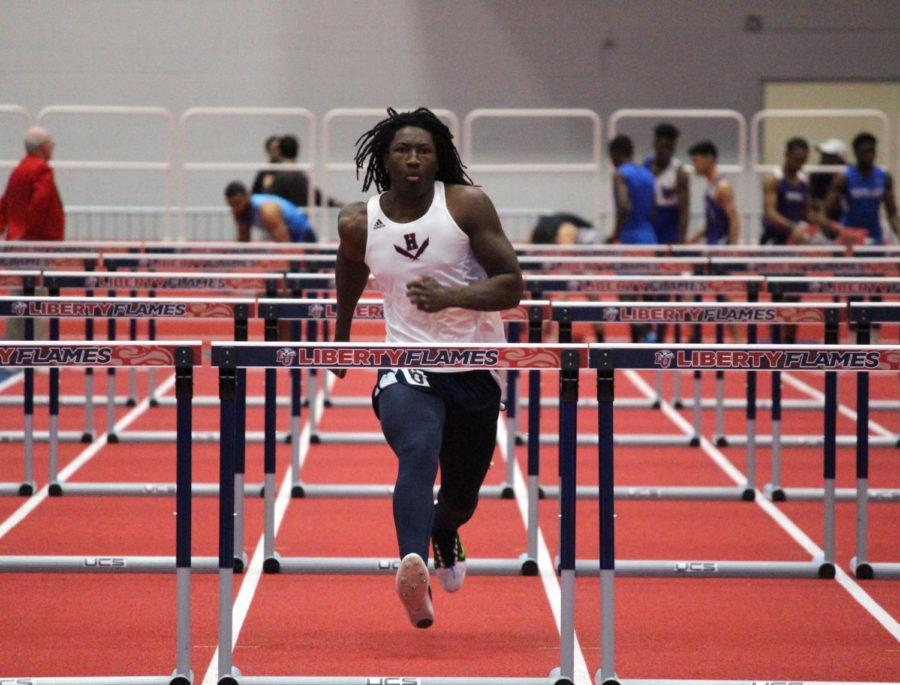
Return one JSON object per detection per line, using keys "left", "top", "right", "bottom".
{"left": 200, "top": 378, "right": 323, "bottom": 685}
{"left": 782, "top": 370, "right": 895, "bottom": 439}
{"left": 496, "top": 418, "right": 592, "bottom": 685}
{"left": 0, "top": 373, "right": 176, "bottom": 542}
{"left": 625, "top": 369, "right": 900, "bottom": 643}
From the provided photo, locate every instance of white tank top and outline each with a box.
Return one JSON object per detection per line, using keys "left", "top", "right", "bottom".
{"left": 364, "top": 181, "right": 506, "bottom": 356}
{"left": 653, "top": 157, "right": 680, "bottom": 207}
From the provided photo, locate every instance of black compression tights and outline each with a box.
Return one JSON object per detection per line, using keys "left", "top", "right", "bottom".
{"left": 377, "top": 381, "right": 498, "bottom": 562}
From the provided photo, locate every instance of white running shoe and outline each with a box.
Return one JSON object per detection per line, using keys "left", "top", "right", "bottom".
{"left": 432, "top": 533, "right": 466, "bottom": 593}
{"left": 395, "top": 553, "right": 434, "bottom": 628}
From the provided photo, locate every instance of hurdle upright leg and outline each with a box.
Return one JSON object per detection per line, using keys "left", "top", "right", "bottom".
{"left": 173, "top": 347, "right": 194, "bottom": 684}
{"left": 671, "top": 303, "right": 683, "bottom": 408}
{"left": 82, "top": 283, "right": 96, "bottom": 442}
{"left": 742, "top": 321, "right": 757, "bottom": 500}
{"left": 217, "top": 349, "right": 239, "bottom": 683}
{"left": 556, "top": 352, "right": 580, "bottom": 683}
{"left": 524, "top": 310, "right": 543, "bottom": 573}
{"left": 290, "top": 320, "right": 303, "bottom": 496}
{"left": 127, "top": 297, "right": 138, "bottom": 406}
{"left": 713, "top": 306, "right": 727, "bottom": 446}
{"left": 233, "top": 306, "right": 250, "bottom": 571}
{"left": 306, "top": 317, "right": 321, "bottom": 442}
{"left": 48, "top": 310, "right": 61, "bottom": 493}
{"left": 147, "top": 289, "right": 158, "bottom": 406}
{"left": 106, "top": 303, "right": 119, "bottom": 442}
{"left": 20, "top": 307, "right": 36, "bottom": 495}
{"left": 690, "top": 309, "right": 701, "bottom": 446}
{"left": 820, "top": 314, "right": 839, "bottom": 577}
{"left": 852, "top": 314, "right": 872, "bottom": 578}
{"left": 503, "top": 321, "right": 521, "bottom": 499}
{"left": 595, "top": 360, "right": 618, "bottom": 685}
{"left": 262, "top": 317, "right": 280, "bottom": 572}
{"left": 767, "top": 295, "right": 785, "bottom": 500}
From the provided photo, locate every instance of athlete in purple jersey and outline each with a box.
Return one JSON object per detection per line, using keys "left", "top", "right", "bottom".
{"left": 688, "top": 141, "right": 739, "bottom": 245}
{"left": 761, "top": 137, "right": 826, "bottom": 245}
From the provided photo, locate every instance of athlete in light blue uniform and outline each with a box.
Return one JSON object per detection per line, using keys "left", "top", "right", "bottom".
{"left": 688, "top": 140, "right": 739, "bottom": 245}
{"left": 644, "top": 123, "right": 688, "bottom": 244}
{"left": 224, "top": 181, "right": 316, "bottom": 243}
{"left": 608, "top": 135, "right": 656, "bottom": 245}
{"left": 825, "top": 133, "right": 899, "bottom": 244}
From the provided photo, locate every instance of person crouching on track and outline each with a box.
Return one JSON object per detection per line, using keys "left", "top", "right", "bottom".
{"left": 224, "top": 181, "right": 316, "bottom": 243}
{"left": 332, "top": 107, "right": 523, "bottom": 628}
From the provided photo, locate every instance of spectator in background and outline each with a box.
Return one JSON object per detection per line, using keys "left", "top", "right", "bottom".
{"left": 268, "top": 134, "right": 342, "bottom": 208}
{"left": 687, "top": 140, "right": 739, "bottom": 245}
{"left": 825, "top": 132, "right": 899, "bottom": 244}
{"left": 644, "top": 123, "right": 689, "bottom": 244}
{"left": 809, "top": 138, "right": 847, "bottom": 222}
{"left": 224, "top": 181, "right": 316, "bottom": 243}
{"left": 251, "top": 135, "right": 282, "bottom": 195}
{"left": 0, "top": 126, "right": 64, "bottom": 241}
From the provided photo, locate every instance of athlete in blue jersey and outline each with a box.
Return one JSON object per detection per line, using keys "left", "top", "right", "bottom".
{"left": 608, "top": 135, "right": 656, "bottom": 245}
{"left": 761, "top": 137, "right": 826, "bottom": 245}
{"left": 688, "top": 141, "right": 739, "bottom": 245}
{"left": 644, "top": 123, "right": 689, "bottom": 244}
{"left": 224, "top": 181, "right": 316, "bottom": 243}
{"left": 825, "top": 132, "right": 899, "bottom": 244}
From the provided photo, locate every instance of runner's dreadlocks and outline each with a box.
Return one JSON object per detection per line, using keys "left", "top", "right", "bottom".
{"left": 354, "top": 107, "right": 472, "bottom": 192}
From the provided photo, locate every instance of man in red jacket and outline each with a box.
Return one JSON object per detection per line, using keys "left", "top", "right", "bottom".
{"left": 0, "top": 127, "right": 65, "bottom": 241}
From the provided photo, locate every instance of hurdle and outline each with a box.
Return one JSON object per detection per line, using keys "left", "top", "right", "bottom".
{"left": 0, "top": 251, "right": 98, "bottom": 272}
{"left": 42, "top": 270, "right": 282, "bottom": 437}
{"left": 763, "top": 279, "right": 900, "bottom": 501}
{"left": 710, "top": 255, "right": 900, "bottom": 277}
{"left": 587, "top": 342, "right": 900, "bottom": 685}
{"left": 0, "top": 296, "right": 255, "bottom": 494}
{"left": 0, "top": 340, "right": 202, "bottom": 685}
{"left": 255, "top": 297, "right": 550, "bottom": 504}
{"left": 850, "top": 302, "right": 900, "bottom": 579}
{"left": 0, "top": 271, "right": 40, "bottom": 495}
{"left": 211, "top": 340, "right": 586, "bottom": 685}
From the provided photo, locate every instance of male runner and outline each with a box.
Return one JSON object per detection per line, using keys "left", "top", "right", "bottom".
{"left": 333, "top": 107, "right": 523, "bottom": 628}
{"left": 644, "top": 123, "right": 689, "bottom": 244}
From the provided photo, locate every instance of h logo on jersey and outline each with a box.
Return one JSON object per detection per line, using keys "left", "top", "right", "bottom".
{"left": 654, "top": 349, "right": 674, "bottom": 368}
{"left": 394, "top": 232, "right": 430, "bottom": 261}
{"left": 275, "top": 347, "right": 296, "bottom": 366}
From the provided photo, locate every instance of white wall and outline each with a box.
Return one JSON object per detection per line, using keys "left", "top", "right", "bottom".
{"left": 1, "top": 0, "right": 898, "bottom": 233}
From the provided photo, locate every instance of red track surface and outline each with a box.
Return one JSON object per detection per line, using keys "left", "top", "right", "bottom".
{"left": 0, "top": 324, "right": 898, "bottom": 682}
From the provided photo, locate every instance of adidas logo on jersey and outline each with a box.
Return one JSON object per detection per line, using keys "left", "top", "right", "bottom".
{"left": 373, "top": 218, "right": 386, "bottom": 230}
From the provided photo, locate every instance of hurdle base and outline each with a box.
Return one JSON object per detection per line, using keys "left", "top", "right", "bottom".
{"left": 688, "top": 436, "right": 700, "bottom": 447}
{"left": 234, "top": 551, "right": 249, "bottom": 574}
{"left": 714, "top": 435, "right": 729, "bottom": 447}
{"left": 0, "top": 677, "right": 183, "bottom": 684}
{"left": 0, "top": 430, "right": 88, "bottom": 443}
{"left": 574, "top": 558, "right": 825, "bottom": 578}
{"left": 113, "top": 430, "right": 291, "bottom": 443}
{"left": 52, "top": 481, "right": 266, "bottom": 497}
{"left": 109, "top": 433, "right": 120, "bottom": 444}
{"left": 48, "top": 482, "right": 63, "bottom": 496}
{"left": 763, "top": 483, "right": 786, "bottom": 501}
{"left": 81, "top": 431, "right": 95, "bottom": 443}
{"left": 850, "top": 558, "right": 900, "bottom": 579}
{"left": 540, "top": 484, "right": 751, "bottom": 501}
{"left": 263, "top": 552, "right": 282, "bottom": 573}
{"left": 282, "top": 482, "right": 521, "bottom": 499}
{"left": 851, "top": 557, "right": 874, "bottom": 580}
{"left": 218, "top": 665, "right": 242, "bottom": 685}
{"left": 0, "top": 555, "right": 219, "bottom": 573}
{"left": 0, "top": 482, "right": 35, "bottom": 496}
{"left": 235, "top": 676, "right": 565, "bottom": 685}
{"left": 765, "top": 485, "right": 900, "bottom": 502}
{"left": 310, "top": 431, "right": 695, "bottom": 447}
{"left": 272, "top": 556, "right": 530, "bottom": 576}
{"left": 724, "top": 433, "right": 898, "bottom": 447}
{"left": 519, "top": 552, "right": 539, "bottom": 576}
